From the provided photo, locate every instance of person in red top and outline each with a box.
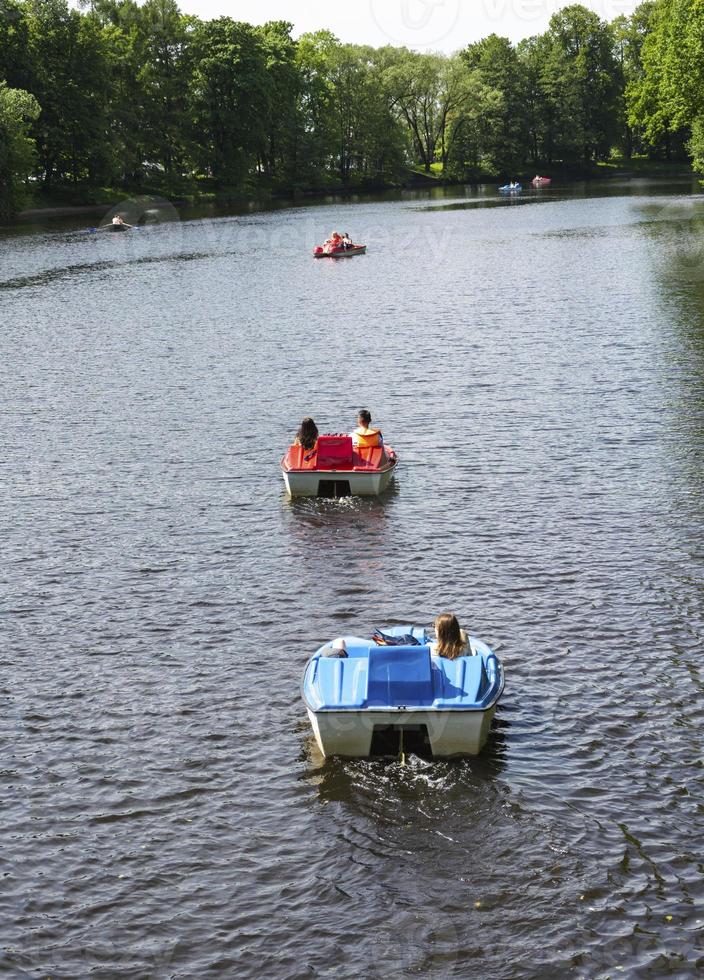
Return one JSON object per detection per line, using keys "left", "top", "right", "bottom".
{"left": 323, "top": 231, "right": 343, "bottom": 254}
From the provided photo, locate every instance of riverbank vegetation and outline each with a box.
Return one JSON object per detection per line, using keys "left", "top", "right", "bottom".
{"left": 0, "top": 0, "right": 702, "bottom": 217}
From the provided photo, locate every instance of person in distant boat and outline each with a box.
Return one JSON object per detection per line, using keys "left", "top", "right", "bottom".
{"left": 430, "top": 613, "right": 471, "bottom": 659}
{"left": 342, "top": 232, "right": 353, "bottom": 249}
{"left": 112, "top": 214, "right": 125, "bottom": 226}
{"left": 323, "top": 231, "right": 343, "bottom": 253}
{"left": 350, "top": 409, "right": 383, "bottom": 448}
{"left": 294, "top": 416, "right": 319, "bottom": 453}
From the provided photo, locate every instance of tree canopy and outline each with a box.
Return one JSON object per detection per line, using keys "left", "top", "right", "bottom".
{"left": 0, "top": 78, "right": 39, "bottom": 216}
{"left": 0, "top": 0, "right": 700, "bottom": 215}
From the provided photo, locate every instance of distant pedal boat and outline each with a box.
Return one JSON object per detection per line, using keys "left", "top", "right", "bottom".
{"left": 281, "top": 434, "right": 397, "bottom": 497}
{"left": 302, "top": 626, "right": 505, "bottom": 758}
{"left": 313, "top": 244, "right": 367, "bottom": 258}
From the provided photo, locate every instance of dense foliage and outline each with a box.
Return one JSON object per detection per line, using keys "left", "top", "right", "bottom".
{"left": 0, "top": 0, "right": 701, "bottom": 213}
{"left": 0, "top": 78, "right": 39, "bottom": 215}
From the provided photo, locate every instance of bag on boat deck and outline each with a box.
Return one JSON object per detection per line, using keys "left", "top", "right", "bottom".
{"left": 371, "top": 629, "right": 420, "bottom": 646}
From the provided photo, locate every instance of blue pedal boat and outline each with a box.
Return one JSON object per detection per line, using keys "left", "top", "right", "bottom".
{"left": 302, "top": 626, "right": 504, "bottom": 758}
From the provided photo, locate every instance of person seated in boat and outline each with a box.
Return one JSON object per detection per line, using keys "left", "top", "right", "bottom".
{"left": 294, "top": 416, "right": 319, "bottom": 454}
{"left": 350, "top": 409, "right": 383, "bottom": 449}
{"left": 430, "top": 613, "right": 471, "bottom": 660}
{"left": 112, "top": 214, "right": 125, "bottom": 226}
{"left": 341, "top": 232, "right": 353, "bottom": 249}
{"left": 323, "top": 231, "right": 343, "bottom": 253}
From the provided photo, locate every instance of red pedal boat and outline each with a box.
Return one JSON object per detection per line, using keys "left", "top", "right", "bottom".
{"left": 531, "top": 176, "right": 552, "bottom": 186}
{"left": 313, "top": 244, "right": 367, "bottom": 258}
{"left": 281, "top": 434, "right": 397, "bottom": 497}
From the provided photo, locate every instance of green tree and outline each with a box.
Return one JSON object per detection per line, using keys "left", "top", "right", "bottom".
{"left": 0, "top": 80, "right": 40, "bottom": 216}
{"left": 26, "top": 0, "right": 112, "bottom": 186}
{"left": 189, "top": 17, "right": 269, "bottom": 185}
{"left": 326, "top": 41, "right": 375, "bottom": 182}
{"left": 628, "top": 0, "right": 701, "bottom": 164}
{"left": 544, "top": 4, "right": 622, "bottom": 163}
{"left": 0, "top": 0, "right": 32, "bottom": 90}
{"left": 293, "top": 31, "right": 339, "bottom": 186}
{"left": 461, "top": 34, "right": 528, "bottom": 171}
{"left": 613, "top": 2, "right": 657, "bottom": 156}
{"left": 517, "top": 35, "right": 551, "bottom": 165}
{"left": 86, "top": 0, "right": 152, "bottom": 185}
{"left": 444, "top": 71, "right": 504, "bottom": 178}
{"left": 255, "top": 21, "right": 298, "bottom": 185}
{"left": 137, "top": 0, "right": 194, "bottom": 186}
{"left": 296, "top": 35, "right": 406, "bottom": 186}
{"left": 384, "top": 49, "right": 466, "bottom": 172}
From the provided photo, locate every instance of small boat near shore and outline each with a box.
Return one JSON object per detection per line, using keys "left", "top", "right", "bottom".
{"left": 531, "top": 175, "right": 552, "bottom": 186}
{"left": 499, "top": 183, "right": 522, "bottom": 193}
{"left": 281, "top": 434, "right": 396, "bottom": 497}
{"left": 313, "top": 244, "right": 367, "bottom": 258}
{"left": 89, "top": 220, "right": 134, "bottom": 234}
{"left": 302, "top": 625, "right": 504, "bottom": 758}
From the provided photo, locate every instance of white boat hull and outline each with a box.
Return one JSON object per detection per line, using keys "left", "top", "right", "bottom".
{"left": 307, "top": 704, "right": 497, "bottom": 757}
{"left": 282, "top": 465, "right": 396, "bottom": 497}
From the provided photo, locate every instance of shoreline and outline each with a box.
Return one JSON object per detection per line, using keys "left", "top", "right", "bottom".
{"left": 6, "top": 166, "right": 697, "bottom": 227}
{"left": 16, "top": 203, "right": 114, "bottom": 220}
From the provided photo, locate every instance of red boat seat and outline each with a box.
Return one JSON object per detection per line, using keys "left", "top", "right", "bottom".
{"left": 316, "top": 435, "right": 353, "bottom": 468}
{"left": 353, "top": 446, "right": 384, "bottom": 469}
{"left": 284, "top": 445, "right": 317, "bottom": 470}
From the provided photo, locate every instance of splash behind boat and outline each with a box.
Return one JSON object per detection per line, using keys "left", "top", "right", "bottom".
{"left": 281, "top": 434, "right": 396, "bottom": 497}
{"left": 302, "top": 626, "right": 504, "bottom": 757}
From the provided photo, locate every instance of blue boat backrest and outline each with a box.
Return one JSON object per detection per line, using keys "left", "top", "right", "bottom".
{"left": 313, "top": 656, "right": 369, "bottom": 708}
{"left": 433, "top": 656, "right": 489, "bottom": 703}
{"left": 367, "top": 645, "right": 433, "bottom": 707}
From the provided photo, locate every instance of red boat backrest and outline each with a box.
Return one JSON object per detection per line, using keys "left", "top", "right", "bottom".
{"left": 316, "top": 434, "right": 353, "bottom": 467}
{"left": 285, "top": 445, "right": 317, "bottom": 469}
{"left": 354, "top": 446, "right": 383, "bottom": 468}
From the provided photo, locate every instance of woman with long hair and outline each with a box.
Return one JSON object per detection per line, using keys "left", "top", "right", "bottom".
{"left": 431, "top": 613, "right": 471, "bottom": 659}
{"left": 294, "top": 417, "right": 319, "bottom": 452}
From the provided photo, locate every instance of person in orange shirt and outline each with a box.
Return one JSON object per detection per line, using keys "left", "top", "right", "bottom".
{"left": 350, "top": 409, "right": 383, "bottom": 448}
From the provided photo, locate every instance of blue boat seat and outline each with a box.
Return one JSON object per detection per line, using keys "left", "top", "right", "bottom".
{"left": 313, "top": 655, "right": 369, "bottom": 708}
{"left": 367, "top": 645, "right": 433, "bottom": 707}
{"left": 432, "top": 655, "right": 489, "bottom": 705}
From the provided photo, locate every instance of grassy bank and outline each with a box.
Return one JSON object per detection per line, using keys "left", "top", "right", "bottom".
{"left": 594, "top": 155, "right": 695, "bottom": 178}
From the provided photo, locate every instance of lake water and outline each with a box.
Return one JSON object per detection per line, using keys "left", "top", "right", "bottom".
{"left": 2, "top": 179, "right": 703, "bottom": 978}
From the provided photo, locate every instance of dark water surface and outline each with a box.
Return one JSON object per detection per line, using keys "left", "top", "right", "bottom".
{"left": 2, "top": 180, "right": 703, "bottom": 978}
